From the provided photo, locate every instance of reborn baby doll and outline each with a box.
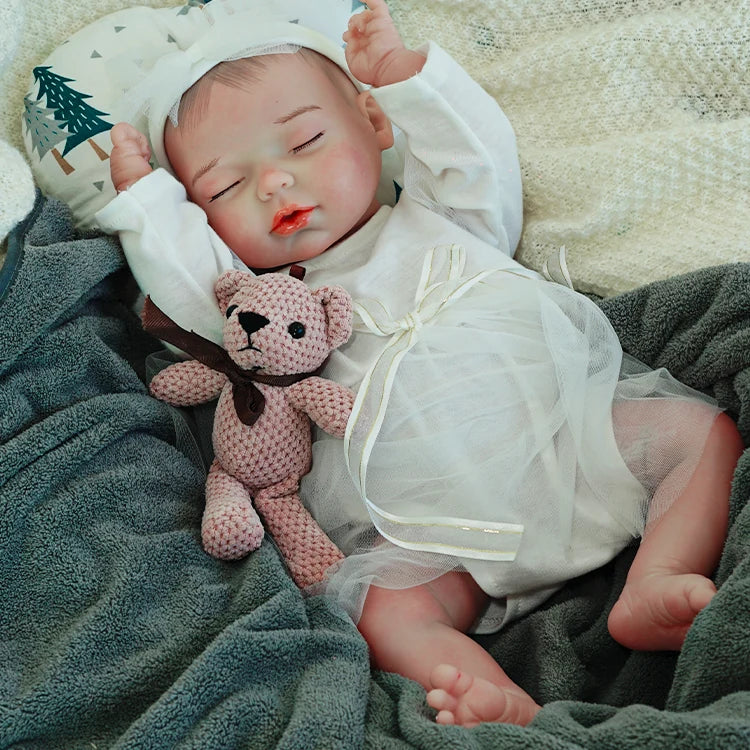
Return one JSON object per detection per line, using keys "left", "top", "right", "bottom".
{"left": 98, "top": 0, "right": 743, "bottom": 728}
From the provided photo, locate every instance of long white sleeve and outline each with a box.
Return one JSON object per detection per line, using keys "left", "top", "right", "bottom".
{"left": 372, "top": 43, "right": 523, "bottom": 255}
{"left": 95, "top": 168, "right": 240, "bottom": 344}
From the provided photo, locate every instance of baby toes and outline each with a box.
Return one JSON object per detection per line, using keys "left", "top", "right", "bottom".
{"left": 426, "top": 689, "right": 457, "bottom": 725}
{"left": 429, "top": 663, "right": 471, "bottom": 696}
{"left": 427, "top": 663, "right": 540, "bottom": 727}
{"left": 685, "top": 576, "right": 716, "bottom": 615}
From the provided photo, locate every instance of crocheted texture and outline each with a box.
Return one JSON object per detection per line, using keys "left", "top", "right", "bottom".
{"left": 149, "top": 359, "right": 226, "bottom": 406}
{"left": 203, "top": 459, "right": 265, "bottom": 559}
{"left": 255, "top": 477, "right": 344, "bottom": 589}
{"left": 213, "top": 384, "right": 311, "bottom": 490}
{"left": 148, "top": 270, "right": 355, "bottom": 586}
{"left": 215, "top": 271, "right": 354, "bottom": 375}
{"left": 388, "top": 0, "right": 750, "bottom": 296}
{"left": 287, "top": 378, "right": 354, "bottom": 439}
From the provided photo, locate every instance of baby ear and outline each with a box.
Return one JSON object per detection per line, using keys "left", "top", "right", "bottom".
{"left": 356, "top": 91, "right": 394, "bottom": 151}
{"left": 215, "top": 270, "right": 255, "bottom": 313}
{"left": 313, "top": 286, "right": 353, "bottom": 350}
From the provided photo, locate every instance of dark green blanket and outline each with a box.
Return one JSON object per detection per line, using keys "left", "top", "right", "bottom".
{"left": 1, "top": 196, "right": 748, "bottom": 749}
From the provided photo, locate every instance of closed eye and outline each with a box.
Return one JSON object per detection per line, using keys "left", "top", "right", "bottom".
{"left": 292, "top": 132, "right": 324, "bottom": 154}
{"left": 209, "top": 179, "right": 243, "bottom": 202}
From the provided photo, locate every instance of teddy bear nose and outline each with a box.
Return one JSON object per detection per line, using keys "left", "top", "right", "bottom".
{"left": 238, "top": 311, "right": 270, "bottom": 335}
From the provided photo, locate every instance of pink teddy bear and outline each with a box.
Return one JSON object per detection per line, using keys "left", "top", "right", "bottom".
{"left": 145, "top": 270, "right": 355, "bottom": 587}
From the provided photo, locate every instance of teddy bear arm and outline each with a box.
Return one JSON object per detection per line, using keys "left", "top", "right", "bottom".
{"left": 286, "top": 377, "right": 355, "bottom": 438}
{"left": 150, "top": 360, "right": 227, "bottom": 406}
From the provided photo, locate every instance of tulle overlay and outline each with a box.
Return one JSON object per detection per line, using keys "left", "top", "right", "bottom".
{"left": 302, "top": 251, "right": 719, "bottom": 629}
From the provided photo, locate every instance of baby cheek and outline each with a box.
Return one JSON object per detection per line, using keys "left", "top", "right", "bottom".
{"left": 209, "top": 210, "right": 242, "bottom": 248}
{"left": 323, "top": 142, "right": 380, "bottom": 195}
{"left": 208, "top": 207, "right": 269, "bottom": 267}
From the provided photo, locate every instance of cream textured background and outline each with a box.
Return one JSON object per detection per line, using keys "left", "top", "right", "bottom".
{"left": 389, "top": 0, "right": 750, "bottom": 296}
{"left": 3, "top": 0, "right": 749, "bottom": 294}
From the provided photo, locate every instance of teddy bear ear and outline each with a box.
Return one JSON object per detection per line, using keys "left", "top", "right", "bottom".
{"left": 214, "top": 270, "right": 256, "bottom": 313}
{"left": 313, "top": 286, "right": 354, "bottom": 350}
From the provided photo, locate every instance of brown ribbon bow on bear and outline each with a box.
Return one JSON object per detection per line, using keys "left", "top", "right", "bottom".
{"left": 141, "top": 296, "right": 319, "bottom": 426}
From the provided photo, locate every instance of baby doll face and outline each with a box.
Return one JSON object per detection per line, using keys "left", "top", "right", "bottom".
{"left": 164, "top": 52, "right": 393, "bottom": 269}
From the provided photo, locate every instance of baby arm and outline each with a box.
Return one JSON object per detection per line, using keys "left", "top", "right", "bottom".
{"left": 349, "top": 6, "right": 523, "bottom": 252}
{"left": 343, "top": 0, "right": 425, "bottom": 86}
{"left": 109, "top": 122, "right": 153, "bottom": 192}
{"left": 96, "top": 133, "right": 237, "bottom": 346}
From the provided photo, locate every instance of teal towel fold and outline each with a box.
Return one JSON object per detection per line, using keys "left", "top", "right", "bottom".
{"left": 0, "top": 196, "right": 370, "bottom": 750}
{"left": 1, "top": 196, "right": 748, "bottom": 748}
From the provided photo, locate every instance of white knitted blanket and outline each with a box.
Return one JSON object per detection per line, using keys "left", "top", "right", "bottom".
{"left": 3, "top": 0, "right": 749, "bottom": 294}
{"left": 391, "top": 0, "right": 750, "bottom": 296}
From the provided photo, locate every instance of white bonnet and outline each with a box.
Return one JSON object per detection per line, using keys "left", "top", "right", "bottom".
{"left": 123, "top": 0, "right": 364, "bottom": 173}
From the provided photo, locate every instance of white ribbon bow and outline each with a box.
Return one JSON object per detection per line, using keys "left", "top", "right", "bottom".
{"left": 344, "top": 245, "right": 526, "bottom": 561}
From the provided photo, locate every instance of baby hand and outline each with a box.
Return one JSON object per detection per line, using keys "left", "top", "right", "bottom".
{"left": 343, "top": 0, "right": 424, "bottom": 87}
{"left": 109, "top": 122, "right": 153, "bottom": 192}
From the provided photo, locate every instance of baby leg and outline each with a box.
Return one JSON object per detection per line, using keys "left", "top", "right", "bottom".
{"left": 608, "top": 407, "right": 743, "bottom": 650}
{"left": 357, "top": 572, "right": 540, "bottom": 726}
{"left": 109, "top": 122, "right": 153, "bottom": 192}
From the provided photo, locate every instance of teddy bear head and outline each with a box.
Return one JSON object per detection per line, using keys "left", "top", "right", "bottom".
{"left": 214, "top": 270, "right": 353, "bottom": 376}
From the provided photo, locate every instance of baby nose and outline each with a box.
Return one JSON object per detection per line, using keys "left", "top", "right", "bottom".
{"left": 257, "top": 166, "right": 294, "bottom": 200}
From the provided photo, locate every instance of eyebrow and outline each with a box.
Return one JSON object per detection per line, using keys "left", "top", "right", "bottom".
{"left": 273, "top": 104, "right": 321, "bottom": 124}
{"left": 191, "top": 157, "right": 220, "bottom": 188}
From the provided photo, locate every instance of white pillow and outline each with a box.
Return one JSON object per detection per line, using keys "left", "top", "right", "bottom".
{"left": 22, "top": 2, "right": 219, "bottom": 227}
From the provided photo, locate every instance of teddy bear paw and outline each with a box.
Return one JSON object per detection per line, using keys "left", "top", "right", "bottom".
{"left": 201, "top": 500, "right": 265, "bottom": 560}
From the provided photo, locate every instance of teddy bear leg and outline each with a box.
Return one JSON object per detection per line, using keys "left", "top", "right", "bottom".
{"left": 254, "top": 477, "right": 344, "bottom": 588}
{"left": 202, "top": 459, "right": 265, "bottom": 560}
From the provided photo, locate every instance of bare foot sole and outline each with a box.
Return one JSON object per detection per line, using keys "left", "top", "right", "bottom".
{"left": 608, "top": 572, "right": 716, "bottom": 651}
{"left": 426, "top": 664, "right": 540, "bottom": 727}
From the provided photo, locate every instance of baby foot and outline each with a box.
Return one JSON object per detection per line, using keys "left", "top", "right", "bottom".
{"left": 426, "top": 664, "right": 540, "bottom": 727}
{"left": 109, "top": 122, "right": 153, "bottom": 192}
{"left": 608, "top": 572, "right": 717, "bottom": 651}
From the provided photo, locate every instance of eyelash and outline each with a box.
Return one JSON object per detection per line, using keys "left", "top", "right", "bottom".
{"left": 209, "top": 181, "right": 242, "bottom": 203}
{"left": 292, "top": 132, "right": 324, "bottom": 154}
{"left": 207, "top": 132, "right": 324, "bottom": 202}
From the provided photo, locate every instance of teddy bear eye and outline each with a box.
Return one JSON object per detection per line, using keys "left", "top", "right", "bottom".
{"left": 226, "top": 304, "right": 238, "bottom": 319}
{"left": 288, "top": 322, "right": 305, "bottom": 339}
